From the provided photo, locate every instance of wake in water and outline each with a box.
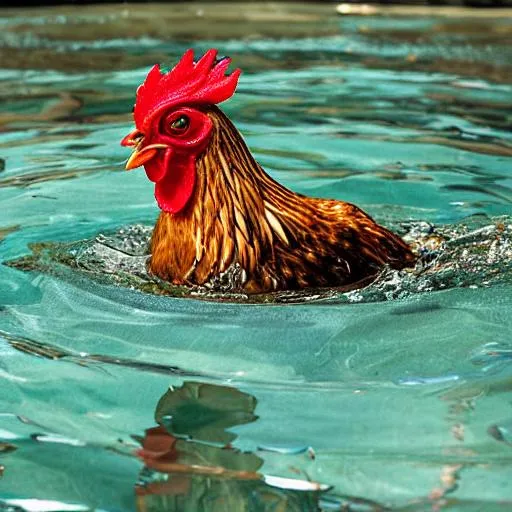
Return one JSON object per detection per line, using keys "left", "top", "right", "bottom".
{"left": 6, "top": 214, "right": 512, "bottom": 304}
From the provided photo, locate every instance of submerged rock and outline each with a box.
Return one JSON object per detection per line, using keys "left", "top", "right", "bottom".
{"left": 5, "top": 215, "right": 512, "bottom": 304}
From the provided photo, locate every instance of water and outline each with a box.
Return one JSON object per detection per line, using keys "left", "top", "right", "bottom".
{"left": 1, "top": 4, "right": 512, "bottom": 511}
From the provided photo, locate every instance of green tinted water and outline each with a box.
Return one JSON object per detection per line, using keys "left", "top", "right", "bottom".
{"left": 0, "top": 4, "right": 512, "bottom": 511}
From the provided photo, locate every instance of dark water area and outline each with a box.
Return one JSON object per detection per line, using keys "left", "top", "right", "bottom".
{"left": 3, "top": 1, "right": 512, "bottom": 7}
{"left": 0, "top": 3, "right": 512, "bottom": 511}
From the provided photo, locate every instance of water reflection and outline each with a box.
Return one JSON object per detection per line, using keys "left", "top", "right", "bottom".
{"left": 135, "top": 382, "right": 327, "bottom": 511}
{"left": 0, "top": 378, "right": 331, "bottom": 511}
{"left": 2, "top": 326, "right": 512, "bottom": 510}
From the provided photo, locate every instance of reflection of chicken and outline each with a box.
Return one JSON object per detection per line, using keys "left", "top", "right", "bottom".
{"left": 121, "top": 49, "right": 415, "bottom": 293}
{"left": 134, "top": 382, "right": 262, "bottom": 504}
{"left": 134, "top": 383, "right": 326, "bottom": 510}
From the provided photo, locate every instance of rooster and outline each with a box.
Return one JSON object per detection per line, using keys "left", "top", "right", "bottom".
{"left": 121, "top": 49, "right": 415, "bottom": 293}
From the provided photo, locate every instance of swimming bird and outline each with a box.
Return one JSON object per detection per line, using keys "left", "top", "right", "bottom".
{"left": 121, "top": 48, "right": 415, "bottom": 293}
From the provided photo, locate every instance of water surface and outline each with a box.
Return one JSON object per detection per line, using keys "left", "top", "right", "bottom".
{"left": 1, "top": 4, "right": 512, "bottom": 511}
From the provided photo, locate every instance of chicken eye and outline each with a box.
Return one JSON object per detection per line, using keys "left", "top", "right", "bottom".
{"left": 169, "top": 115, "right": 190, "bottom": 133}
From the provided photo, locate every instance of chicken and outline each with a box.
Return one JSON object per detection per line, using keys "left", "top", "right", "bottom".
{"left": 121, "top": 48, "right": 415, "bottom": 294}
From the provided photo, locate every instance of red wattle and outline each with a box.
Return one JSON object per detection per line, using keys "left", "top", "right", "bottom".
{"left": 154, "top": 151, "right": 196, "bottom": 214}
{"left": 143, "top": 152, "right": 167, "bottom": 183}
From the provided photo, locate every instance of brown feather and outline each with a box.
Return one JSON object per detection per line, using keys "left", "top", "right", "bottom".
{"left": 149, "top": 105, "right": 416, "bottom": 293}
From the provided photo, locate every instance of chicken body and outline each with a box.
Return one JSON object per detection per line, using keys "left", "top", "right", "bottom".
{"left": 149, "top": 105, "right": 416, "bottom": 293}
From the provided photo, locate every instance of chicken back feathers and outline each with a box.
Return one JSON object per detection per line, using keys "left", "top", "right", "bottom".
{"left": 122, "top": 49, "right": 416, "bottom": 294}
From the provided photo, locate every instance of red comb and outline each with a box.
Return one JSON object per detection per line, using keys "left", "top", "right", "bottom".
{"left": 133, "top": 48, "right": 241, "bottom": 130}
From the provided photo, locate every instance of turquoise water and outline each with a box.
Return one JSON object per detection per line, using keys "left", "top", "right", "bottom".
{"left": 1, "top": 5, "right": 512, "bottom": 511}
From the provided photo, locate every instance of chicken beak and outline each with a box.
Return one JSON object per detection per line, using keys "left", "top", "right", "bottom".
{"left": 125, "top": 147, "right": 158, "bottom": 170}
{"left": 121, "top": 129, "right": 166, "bottom": 171}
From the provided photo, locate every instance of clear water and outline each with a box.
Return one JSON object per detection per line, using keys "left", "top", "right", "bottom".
{"left": 1, "top": 5, "right": 512, "bottom": 511}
